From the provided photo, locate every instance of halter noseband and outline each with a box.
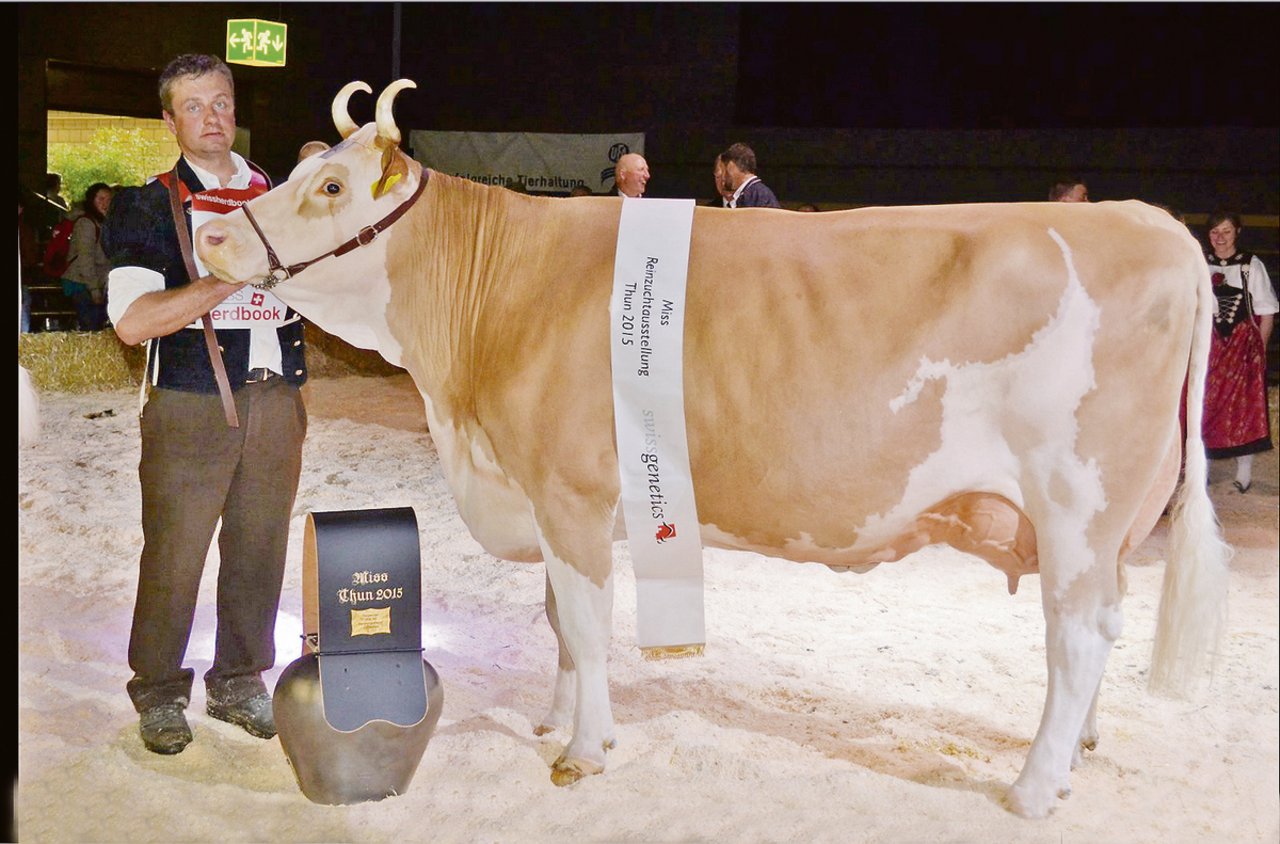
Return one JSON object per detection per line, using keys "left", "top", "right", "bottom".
{"left": 242, "top": 164, "right": 429, "bottom": 291}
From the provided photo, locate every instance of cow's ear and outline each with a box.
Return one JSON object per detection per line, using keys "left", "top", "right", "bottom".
{"left": 372, "top": 146, "right": 409, "bottom": 199}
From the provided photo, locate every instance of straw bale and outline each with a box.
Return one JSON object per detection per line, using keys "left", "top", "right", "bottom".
{"left": 17, "top": 331, "right": 144, "bottom": 393}
{"left": 16, "top": 323, "right": 400, "bottom": 394}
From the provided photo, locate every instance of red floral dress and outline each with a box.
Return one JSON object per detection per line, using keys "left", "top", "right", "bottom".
{"left": 1201, "top": 251, "right": 1276, "bottom": 458}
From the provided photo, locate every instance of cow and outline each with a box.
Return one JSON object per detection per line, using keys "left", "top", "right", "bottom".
{"left": 195, "top": 80, "right": 1231, "bottom": 818}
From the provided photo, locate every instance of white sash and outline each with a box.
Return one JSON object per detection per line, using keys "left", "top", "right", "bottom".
{"left": 609, "top": 198, "right": 704, "bottom": 651}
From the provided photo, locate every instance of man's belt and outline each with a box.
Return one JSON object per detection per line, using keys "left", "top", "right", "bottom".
{"left": 245, "top": 367, "right": 278, "bottom": 383}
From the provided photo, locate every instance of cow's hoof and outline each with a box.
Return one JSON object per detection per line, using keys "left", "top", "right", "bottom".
{"left": 1005, "top": 783, "right": 1062, "bottom": 819}
{"left": 1075, "top": 737, "right": 1095, "bottom": 773}
{"left": 550, "top": 755, "right": 603, "bottom": 787}
{"left": 1006, "top": 780, "right": 1072, "bottom": 818}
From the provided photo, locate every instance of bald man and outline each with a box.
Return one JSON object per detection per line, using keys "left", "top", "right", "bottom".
{"left": 297, "top": 140, "right": 330, "bottom": 163}
{"left": 615, "top": 153, "right": 650, "bottom": 198}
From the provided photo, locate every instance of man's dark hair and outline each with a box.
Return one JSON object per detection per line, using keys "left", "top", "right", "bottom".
{"left": 719, "top": 143, "right": 759, "bottom": 176}
{"left": 1048, "top": 179, "right": 1086, "bottom": 201}
{"left": 159, "top": 54, "right": 235, "bottom": 113}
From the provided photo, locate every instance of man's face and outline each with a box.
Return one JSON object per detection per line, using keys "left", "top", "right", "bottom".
{"left": 163, "top": 72, "right": 236, "bottom": 161}
{"left": 721, "top": 161, "right": 745, "bottom": 194}
{"left": 618, "top": 155, "right": 650, "bottom": 197}
{"left": 714, "top": 160, "right": 732, "bottom": 198}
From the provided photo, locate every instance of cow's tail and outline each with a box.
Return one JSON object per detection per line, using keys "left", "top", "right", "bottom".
{"left": 1149, "top": 260, "right": 1232, "bottom": 696}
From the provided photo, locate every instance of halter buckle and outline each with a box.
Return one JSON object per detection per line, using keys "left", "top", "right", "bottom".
{"left": 253, "top": 268, "right": 289, "bottom": 290}
{"left": 355, "top": 225, "right": 379, "bottom": 247}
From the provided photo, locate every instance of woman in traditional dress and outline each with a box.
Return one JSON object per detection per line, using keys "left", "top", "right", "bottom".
{"left": 1203, "top": 211, "right": 1277, "bottom": 492}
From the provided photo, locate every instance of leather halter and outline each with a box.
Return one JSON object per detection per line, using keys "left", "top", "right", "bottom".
{"left": 242, "top": 163, "right": 428, "bottom": 291}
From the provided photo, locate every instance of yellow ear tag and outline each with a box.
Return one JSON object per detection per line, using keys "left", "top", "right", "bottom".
{"left": 371, "top": 172, "right": 402, "bottom": 198}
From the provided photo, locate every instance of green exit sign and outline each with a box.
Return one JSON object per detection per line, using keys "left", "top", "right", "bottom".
{"left": 226, "top": 19, "right": 287, "bottom": 67}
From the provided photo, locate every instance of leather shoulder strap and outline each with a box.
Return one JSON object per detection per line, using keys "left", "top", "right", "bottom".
{"left": 246, "top": 159, "right": 273, "bottom": 190}
{"left": 166, "top": 168, "right": 240, "bottom": 428}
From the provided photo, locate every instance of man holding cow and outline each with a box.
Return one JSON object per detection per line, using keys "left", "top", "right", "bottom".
{"left": 102, "top": 53, "right": 307, "bottom": 755}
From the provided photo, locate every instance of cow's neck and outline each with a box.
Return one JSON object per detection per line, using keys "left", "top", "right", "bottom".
{"left": 387, "top": 172, "right": 560, "bottom": 413}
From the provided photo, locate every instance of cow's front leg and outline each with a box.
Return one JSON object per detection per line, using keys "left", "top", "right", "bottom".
{"left": 534, "top": 570, "right": 575, "bottom": 736}
{"left": 1007, "top": 554, "right": 1122, "bottom": 818}
{"left": 535, "top": 521, "right": 616, "bottom": 786}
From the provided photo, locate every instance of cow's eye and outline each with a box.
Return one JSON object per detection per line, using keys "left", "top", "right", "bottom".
{"left": 323, "top": 181, "right": 342, "bottom": 196}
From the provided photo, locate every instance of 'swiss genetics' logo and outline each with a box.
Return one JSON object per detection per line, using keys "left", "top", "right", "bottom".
{"left": 655, "top": 522, "right": 677, "bottom": 543}
{"left": 601, "top": 142, "right": 630, "bottom": 190}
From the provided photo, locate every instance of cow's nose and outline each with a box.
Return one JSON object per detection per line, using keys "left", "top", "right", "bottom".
{"left": 198, "top": 221, "right": 228, "bottom": 249}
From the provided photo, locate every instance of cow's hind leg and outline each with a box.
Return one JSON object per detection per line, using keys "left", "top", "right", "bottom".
{"left": 535, "top": 570, "right": 576, "bottom": 736}
{"left": 535, "top": 521, "right": 616, "bottom": 786}
{"left": 1007, "top": 541, "right": 1123, "bottom": 818}
{"left": 1074, "top": 676, "right": 1102, "bottom": 767}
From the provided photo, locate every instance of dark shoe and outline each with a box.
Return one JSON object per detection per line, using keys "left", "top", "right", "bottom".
{"left": 207, "top": 692, "right": 276, "bottom": 739}
{"left": 139, "top": 703, "right": 192, "bottom": 754}
{"left": 1233, "top": 480, "right": 1251, "bottom": 494}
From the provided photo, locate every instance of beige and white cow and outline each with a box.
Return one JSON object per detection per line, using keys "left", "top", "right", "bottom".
{"left": 196, "top": 81, "right": 1230, "bottom": 818}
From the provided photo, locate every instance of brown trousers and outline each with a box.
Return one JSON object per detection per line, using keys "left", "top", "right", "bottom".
{"left": 126, "top": 379, "right": 306, "bottom": 712}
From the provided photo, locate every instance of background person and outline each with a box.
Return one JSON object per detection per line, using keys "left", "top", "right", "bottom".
{"left": 296, "top": 140, "right": 330, "bottom": 163}
{"left": 711, "top": 157, "right": 733, "bottom": 206}
{"left": 718, "top": 143, "right": 781, "bottom": 208}
{"left": 1201, "top": 210, "right": 1277, "bottom": 492}
{"left": 102, "top": 53, "right": 308, "bottom": 755}
{"left": 44, "top": 172, "right": 70, "bottom": 214}
{"left": 1049, "top": 179, "right": 1089, "bottom": 202}
{"left": 615, "top": 152, "right": 650, "bottom": 197}
{"left": 60, "top": 182, "right": 113, "bottom": 330}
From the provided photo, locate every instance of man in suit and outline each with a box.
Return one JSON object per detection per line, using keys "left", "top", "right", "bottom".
{"left": 719, "top": 143, "right": 781, "bottom": 209}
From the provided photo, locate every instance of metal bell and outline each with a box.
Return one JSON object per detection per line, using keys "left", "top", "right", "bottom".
{"left": 273, "top": 652, "right": 444, "bottom": 805}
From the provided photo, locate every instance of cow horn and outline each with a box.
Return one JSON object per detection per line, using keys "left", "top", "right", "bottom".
{"left": 332, "top": 81, "right": 372, "bottom": 139}
{"left": 375, "top": 79, "right": 417, "bottom": 146}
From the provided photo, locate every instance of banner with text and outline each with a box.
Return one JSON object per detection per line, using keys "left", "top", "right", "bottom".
{"left": 189, "top": 188, "right": 288, "bottom": 329}
{"left": 408, "top": 130, "right": 644, "bottom": 195}
{"left": 609, "top": 198, "right": 704, "bottom": 651}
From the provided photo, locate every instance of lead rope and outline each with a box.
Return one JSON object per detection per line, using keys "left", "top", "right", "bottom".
{"left": 167, "top": 169, "right": 240, "bottom": 427}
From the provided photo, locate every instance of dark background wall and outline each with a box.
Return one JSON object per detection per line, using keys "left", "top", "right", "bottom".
{"left": 17, "top": 3, "right": 1280, "bottom": 218}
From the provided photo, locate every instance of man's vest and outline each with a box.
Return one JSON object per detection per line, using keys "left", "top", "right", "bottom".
{"left": 104, "top": 157, "right": 307, "bottom": 394}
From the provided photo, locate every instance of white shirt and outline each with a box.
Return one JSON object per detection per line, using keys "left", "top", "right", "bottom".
{"left": 107, "top": 152, "right": 283, "bottom": 375}
{"left": 728, "top": 175, "right": 760, "bottom": 209}
{"left": 1208, "top": 253, "right": 1279, "bottom": 316}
